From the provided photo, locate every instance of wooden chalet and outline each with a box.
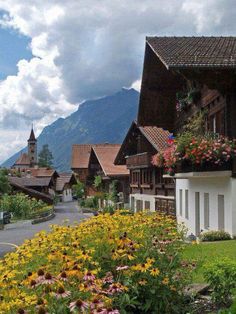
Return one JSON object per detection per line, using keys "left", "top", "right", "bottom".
{"left": 71, "top": 144, "right": 92, "bottom": 184}
{"left": 87, "top": 144, "right": 129, "bottom": 203}
{"left": 9, "top": 176, "right": 56, "bottom": 196}
{"left": 115, "top": 121, "right": 175, "bottom": 213}
{"left": 56, "top": 173, "right": 77, "bottom": 202}
{"left": 138, "top": 36, "right": 236, "bottom": 136}
{"left": 137, "top": 36, "right": 236, "bottom": 236}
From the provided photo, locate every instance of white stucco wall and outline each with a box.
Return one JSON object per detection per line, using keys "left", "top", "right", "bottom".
{"left": 176, "top": 173, "right": 236, "bottom": 237}
{"left": 62, "top": 189, "right": 72, "bottom": 202}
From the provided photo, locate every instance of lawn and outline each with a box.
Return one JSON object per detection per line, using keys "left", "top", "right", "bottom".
{"left": 183, "top": 240, "right": 236, "bottom": 283}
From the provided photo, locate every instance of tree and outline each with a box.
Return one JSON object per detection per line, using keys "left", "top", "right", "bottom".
{"left": 94, "top": 175, "right": 102, "bottom": 190}
{"left": 38, "top": 144, "right": 54, "bottom": 168}
{"left": 0, "top": 168, "right": 11, "bottom": 195}
{"left": 72, "top": 180, "right": 85, "bottom": 199}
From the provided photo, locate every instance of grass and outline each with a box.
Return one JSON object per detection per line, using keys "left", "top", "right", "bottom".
{"left": 182, "top": 240, "right": 236, "bottom": 283}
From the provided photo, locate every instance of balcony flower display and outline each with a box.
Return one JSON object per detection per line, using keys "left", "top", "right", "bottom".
{"left": 152, "top": 135, "right": 236, "bottom": 175}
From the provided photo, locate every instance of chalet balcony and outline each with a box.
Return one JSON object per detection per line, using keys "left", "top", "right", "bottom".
{"left": 126, "top": 152, "right": 152, "bottom": 169}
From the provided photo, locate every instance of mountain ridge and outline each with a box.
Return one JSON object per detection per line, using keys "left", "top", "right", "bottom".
{"left": 2, "top": 88, "right": 139, "bottom": 171}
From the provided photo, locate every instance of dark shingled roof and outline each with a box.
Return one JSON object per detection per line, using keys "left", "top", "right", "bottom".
{"left": 147, "top": 37, "right": 236, "bottom": 69}
{"left": 9, "top": 176, "right": 52, "bottom": 187}
{"left": 28, "top": 128, "right": 36, "bottom": 141}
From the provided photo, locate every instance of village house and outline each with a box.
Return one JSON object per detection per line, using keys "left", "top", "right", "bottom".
{"left": 56, "top": 173, "right": 77, "bottom": 202}
{"left": 71, "top": 144, "right": 92, "bottom": 185}
{"left": 114, "top": 121, "right": 175, "bottom": 213}
{"left": 71, "top": 144, "right": 129, "bottom": 205}
{"left": 138, "top": 36, "right": 236, "bottom": 236}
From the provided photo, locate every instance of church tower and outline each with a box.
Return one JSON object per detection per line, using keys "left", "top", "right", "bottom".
{"left": 27, "top": 127, "right": 37, "bottom": 167}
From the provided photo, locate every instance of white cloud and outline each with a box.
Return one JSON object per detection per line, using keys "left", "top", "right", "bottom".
{"left": 0, "top": 129, "right": 28, "bottom": 163}
{"left": 0, "top": 0, "right": 235, "bottom": 162}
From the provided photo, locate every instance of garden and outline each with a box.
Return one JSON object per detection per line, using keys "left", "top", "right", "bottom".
{"left": 0, "top": 193, "right": 52, "bottom": 221}
{"left": 0, "top": 211, "right": 236, "bottom": 313}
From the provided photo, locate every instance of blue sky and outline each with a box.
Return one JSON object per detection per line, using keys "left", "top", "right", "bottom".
{"left": 0, "top": 21, "right": 32, "bottom": 80}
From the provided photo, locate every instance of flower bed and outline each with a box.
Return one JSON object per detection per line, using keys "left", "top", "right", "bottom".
{"left": 0, "top": 211, "right": 193, "bottom": 314}
{"left": 152, "top": 136, "right": 236, "bottom": 175}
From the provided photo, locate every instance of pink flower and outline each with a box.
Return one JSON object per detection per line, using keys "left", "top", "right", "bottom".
{"left": 69, "top": 300, "right": 89, "bottom": 312}
{"left": 83, "top": 271, "right": 95, "bottom": 282}
{"left": 107, "top": 283, "right": 124, "bottom": 295}
{"left": 40, "top": 273, "right": 57, "bottom": 285}
{"left": 54, "top": 286, "right": 71, "bottom": 299}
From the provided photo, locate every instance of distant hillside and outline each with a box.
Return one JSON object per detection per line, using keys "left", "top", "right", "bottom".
{"left": 2, "top": 88, "right": 139, "bottom": 171}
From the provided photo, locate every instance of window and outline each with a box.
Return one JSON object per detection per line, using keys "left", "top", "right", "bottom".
{"left": 144, "top": 201, "right": 150, "bottom": 210}
{"left": 185, "top": 190, "right": 189, "bottom": 219}
{"left": 204, "top": 193, "right": 210, "bottom": 229}
{"left": 136, "top": 200, "right": 143, "bottom": 212}
{"left": 131, "top": 171, "right": 140, "bottom": 185}
{"left": 218, "top": 195, "right": 225, "bottom": 231}
{"left": 179, "top": 189, "right": 183, "bottom": 216}
{"left": 195, "top": 192, "right": 200, "bottom": 236}
{"left": 208, "top": 109, "right": 225, "bottom": 135}
{"left": 142, "top": 169, "right": 152, "bottom": 184}
{"left": 155, "top": 168, "right": 163, "bottom": 184}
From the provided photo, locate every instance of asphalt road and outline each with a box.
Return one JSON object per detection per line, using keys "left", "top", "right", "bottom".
{"left": 0, "top": 201, "right": 91, "bottom": 257}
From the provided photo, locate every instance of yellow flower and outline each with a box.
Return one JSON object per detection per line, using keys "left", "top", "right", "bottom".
{"left": 150, "top": 268, "right": 160, "bottom": 276}
{"left": 138, "top": 279, "right": 147, "bottom": 286}
{"left": 162, "top": 277, "right": 169, "bottom": 285}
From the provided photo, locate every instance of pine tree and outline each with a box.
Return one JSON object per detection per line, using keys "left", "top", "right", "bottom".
{"left": 38, "top": 144, "right": 54, "bottom": 168}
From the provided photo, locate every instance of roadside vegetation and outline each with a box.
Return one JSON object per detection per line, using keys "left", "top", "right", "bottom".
{"left": 0, "top": 193, "right": 52, "bottom": 220}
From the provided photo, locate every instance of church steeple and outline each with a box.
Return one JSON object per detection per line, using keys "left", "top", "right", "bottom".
{"left": 27, "top": 126, "right": 37, "bottom": 167}
{"left": 28, "top": 127, "right": 36, "bottom": 142}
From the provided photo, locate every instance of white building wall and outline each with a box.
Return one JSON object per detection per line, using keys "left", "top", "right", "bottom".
{"left": 62, "top": 189, "right": 72, "bottom": 202}
{"left": 130, "top": 193, "right": 156, "bottom": 212}
{"left": 176, "top": 175, "right": 236, "bottom": 237}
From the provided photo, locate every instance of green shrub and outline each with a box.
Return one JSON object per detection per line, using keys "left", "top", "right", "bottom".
{"left": 204, "top": 258, "right": 236, "bottom": 306}
{"left": 82, "top": 196, "right": 99, "bottom": 208}
{"left": 200, "top": 230, "right": 232, "bottom": 242}
{"left": 0, "top": 193, "right": 47, "bottom": 219}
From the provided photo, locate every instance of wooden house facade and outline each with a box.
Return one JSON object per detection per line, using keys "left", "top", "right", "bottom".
{"left": 115, "top": 121, "right": 175, "bottom": 213}
{"left": 71, "top": 144, "right": 129, "bottom": 205}
{"left": 137, "top": 36, "right": 236, "bottom": 236}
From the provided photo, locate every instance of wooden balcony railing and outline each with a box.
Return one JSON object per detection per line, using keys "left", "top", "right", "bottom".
{"left": 126, "top": 152, "right": 152, "bottom": 169}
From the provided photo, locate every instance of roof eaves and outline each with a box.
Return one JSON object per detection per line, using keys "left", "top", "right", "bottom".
{"left": 138, "top": 127, "right": 159, "bottom": 151}
{"left": 91, "top": 147, "right": 107, "bottom": 176}
{"left": 146, "top": 38, "right": 170, "bottom": 70}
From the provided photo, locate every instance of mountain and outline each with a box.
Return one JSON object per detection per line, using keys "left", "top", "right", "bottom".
{"left": 2, "top": 88, "right": 139, "bottom": 171}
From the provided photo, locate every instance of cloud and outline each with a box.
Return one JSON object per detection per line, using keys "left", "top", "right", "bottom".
{"left": 0, "top": 0, "right": 235, "bottom": 161}
{"left": 0, "top": 129, "right": 28, "bottom": 163}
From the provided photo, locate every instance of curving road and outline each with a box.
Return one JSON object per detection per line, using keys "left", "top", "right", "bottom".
{"left": 0, "top": 202, "right": 91, "bottom": 257}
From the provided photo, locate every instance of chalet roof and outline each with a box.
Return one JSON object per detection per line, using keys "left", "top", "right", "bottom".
{"left": 9, "top": 180, "right": 53, "bottom": 204}
{"left": 56, "top": 173, "right": 77, "bottom": 192}
{"left": 114, "top": 121, "right": 171, "bottom": 165}
{"left": 9, "top": 176, "right": 52, "bottom": 187}
{"left": 71, "top": 144, "right": 93, "bottom": 169}
{"left": 28, "top": 128, "right": 36, "bottom": 141}
{"left": 139, "top": 125, "right": 171, "bottom": 152}
{"left": 23, "top": 168, "right": 58, "bottom": 178}
{"left": 14, "top": 153, "right": 30, "bottom": 166}
{"left": 147, "top": 36, "right": 236, "bottom": 69}
{"left": 92, "top": 144, "right": 129, "bottom": 176}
